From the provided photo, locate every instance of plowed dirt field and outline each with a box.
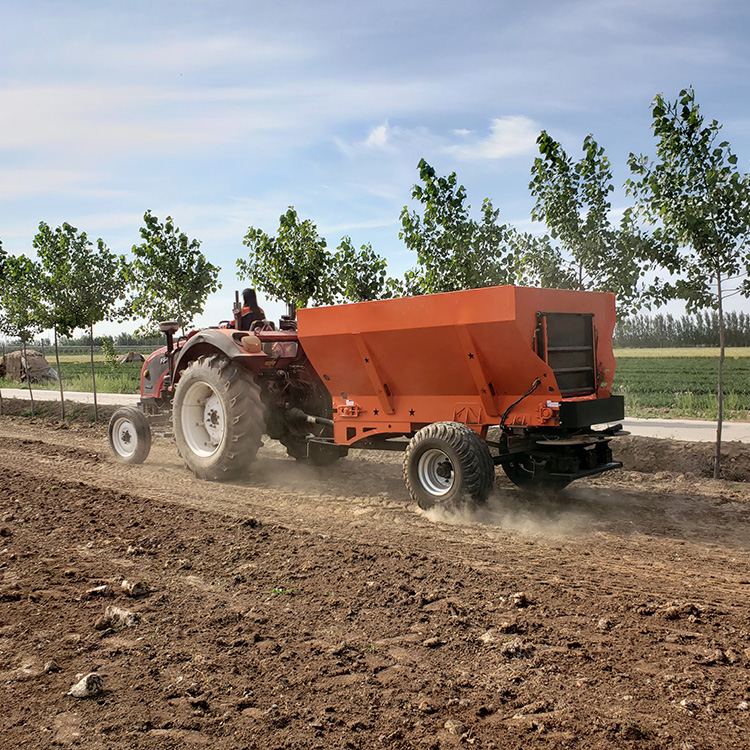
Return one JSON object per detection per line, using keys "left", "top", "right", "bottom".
{"left": 1, "top": 407, "right": 750, "bottom": 749}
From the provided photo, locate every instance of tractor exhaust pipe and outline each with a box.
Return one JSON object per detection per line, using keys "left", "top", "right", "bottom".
{"left": 158, "top": 321, "right": 180, "bottom": 355}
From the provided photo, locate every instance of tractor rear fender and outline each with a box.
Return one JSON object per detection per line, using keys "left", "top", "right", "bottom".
{"left": 172, "top": 329, "right": 256, "bottom": 384}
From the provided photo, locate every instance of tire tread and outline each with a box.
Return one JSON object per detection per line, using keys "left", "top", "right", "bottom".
{"left": 404, "top": 421, "right": 494, "bottom": 510}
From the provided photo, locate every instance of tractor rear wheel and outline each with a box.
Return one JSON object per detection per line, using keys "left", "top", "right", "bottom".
{"left": 502, "top": 454, "right": 571, "bottom": 492}
{"left": 108, "top": 407, "right": 152, "bottom": 464}
{"left": 404, "top": 422, "right": 494, "bottom": 511}
{"left": 173, "top": 355, "right": 264, "bottom": 481}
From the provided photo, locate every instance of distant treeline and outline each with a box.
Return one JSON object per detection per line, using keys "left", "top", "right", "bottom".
{"left": 66, "top": 331, "right": 164, "bottom": 348}
{"left": 614, "top": 311, "right": 750, "bottom": 348}
{"left": 1, "top": 331, "right": 164, "bottom": 352}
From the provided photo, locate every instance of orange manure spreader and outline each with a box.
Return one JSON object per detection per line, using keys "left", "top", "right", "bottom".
{"left": 108, "top": 285, "right": 625, "bottom": 511}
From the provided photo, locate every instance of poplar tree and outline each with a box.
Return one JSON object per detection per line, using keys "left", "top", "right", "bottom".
{"left": 627, "top": 88, "right": 750, "bottom": 478}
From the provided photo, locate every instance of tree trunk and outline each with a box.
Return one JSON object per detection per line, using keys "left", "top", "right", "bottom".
{"left": 89, "top": 322, "right": 99, "bottom": 422}
{"left": 714, "top": 272, "right": 725, "bottom": 480}
{"left": 22, "top": 341, "right": 35, "bottom": 417}
{"left": 54, "top": 327, "right": 66, "bottom": 421}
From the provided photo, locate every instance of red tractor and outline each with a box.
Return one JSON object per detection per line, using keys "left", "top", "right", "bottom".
{"left": 108, "top": 285, "right": 625, "bottom": 510}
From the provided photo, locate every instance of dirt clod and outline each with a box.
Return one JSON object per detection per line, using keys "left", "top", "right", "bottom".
{"left": 67, "top": 672, "right": 104, "bottom": 698}
{"left": 121, "top": 579, "right": 149, "bottom": 597}
{"left": 444, "top": 719, "right": 466, "bottom": 735}
{"left": 511, "top": 591, "right": 531, "bottom": 608}
{"left": 102, "top": 605, "right": 139, "bottom": 629}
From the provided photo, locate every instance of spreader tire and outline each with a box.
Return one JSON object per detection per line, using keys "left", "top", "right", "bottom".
{"left": 108, "top": 407, "right": 152, "bottom": 465}
{"left": 404, "top": 422, "right": 494, "bottom": 511}
{"left": 173, "top": 355, "right": 264, "bottom": 481}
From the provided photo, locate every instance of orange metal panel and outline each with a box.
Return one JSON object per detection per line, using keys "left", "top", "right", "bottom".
{"left": 297, "top": 285, "right": 617, "bottom": 445}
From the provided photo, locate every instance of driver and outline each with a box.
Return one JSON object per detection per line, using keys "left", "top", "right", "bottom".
{"left": 239, "top": 288, "right": 265, "bottom": 331}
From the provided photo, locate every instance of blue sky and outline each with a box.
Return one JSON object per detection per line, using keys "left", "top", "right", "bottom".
{"left": 2, "top": 0, "right": 750, "bottom": 333}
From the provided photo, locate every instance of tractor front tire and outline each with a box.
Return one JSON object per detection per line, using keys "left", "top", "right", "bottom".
{"left": 108, "top": 407, "right": 152, "bottom": 464}
{"left": 173, "top": 355, "right": 264, "bottom": 481}
{"left": 404, "top": 422, "right": 494, "bottom": 511}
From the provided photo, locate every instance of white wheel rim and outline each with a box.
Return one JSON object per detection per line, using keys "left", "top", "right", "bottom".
{"left": 181, "top": 381, "right": 225, "bottom": 457}
{"left": 417, "top": 448, "right": 454, "bottom": 496}
{"left": 112, "top": 416, "right": 138, "bottom": 458}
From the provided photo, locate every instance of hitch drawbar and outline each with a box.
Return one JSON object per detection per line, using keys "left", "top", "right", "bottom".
{"left": 285, "top": 407, "right": 334, "bottom": 429}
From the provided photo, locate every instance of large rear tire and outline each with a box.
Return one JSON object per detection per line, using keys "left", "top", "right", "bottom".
{"left": 108, "top": 407, "right": 152, "bottom": 464}
{"left": 173, "top": 355, "right": 264, "bottom": 481}
{"left": 404, "top": 422, "right": 494, "bottom": 511}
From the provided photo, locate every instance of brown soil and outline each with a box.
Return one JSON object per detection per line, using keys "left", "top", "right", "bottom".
{"left": 1, "top": 407, "right": 750, "bottom": 749}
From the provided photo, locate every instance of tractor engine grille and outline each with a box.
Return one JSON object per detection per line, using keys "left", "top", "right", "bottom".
{"left": 536, "top": 312, "right": 596, "bottom": 396}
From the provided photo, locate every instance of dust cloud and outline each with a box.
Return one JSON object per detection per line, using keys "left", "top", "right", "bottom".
{"left": 424, "top": 486, "right": 630, "bottom": 539}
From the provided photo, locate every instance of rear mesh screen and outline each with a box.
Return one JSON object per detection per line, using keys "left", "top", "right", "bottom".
{"left": 537, "top": 312, "right": 596, "bottom": 396}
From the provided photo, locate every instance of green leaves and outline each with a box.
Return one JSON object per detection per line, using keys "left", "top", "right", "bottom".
{"left": 238, "top": 207, "right": 333, "bottom": 314}
{"left": 33, "top": 221, "right": 128, "bottom": 338}
{"left": 627, "top": 86, "right": 750, "bottom": 312}
{"left": 0, "top": 254, "right": 43, "bottom": 343}
{"left": 237, "top": 208, "right": 400, "bottom": 312}
{"left": 130, "top": 211, "right": 220, "bottom": 335}
{"left": 529, "top": 132, "right": 644, "bottom": 310}
{"left": 333, "top": 237, "right": 391, "bottom": 303}
{"left": 399, "top": 160, "right": 519, "bottom": 294}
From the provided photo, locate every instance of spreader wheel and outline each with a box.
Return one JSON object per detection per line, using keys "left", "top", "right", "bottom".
{"left": 173, "top": 355, "right": 264, "bottom": 481}
{"left": 404, "top": 422, "right": 494, "bottom": 511}
{"left": 108, "top": 407, "right": 152, "bottom": 464}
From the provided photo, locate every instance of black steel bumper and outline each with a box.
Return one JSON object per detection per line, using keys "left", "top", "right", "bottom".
{"left": 549, "top": 460, "right": 623, "bottom": 482}
{"left": 559, "top": 396, "right": 624, "bottom": 429}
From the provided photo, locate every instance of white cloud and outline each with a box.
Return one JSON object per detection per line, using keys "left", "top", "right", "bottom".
{"left": 0, "top": 85, "right": 284, "bottom": 154}
{"left": 0, "top": 167, "right": 101, "bottom": 198}
{"left": 364, "top": 122, "right": 390, "bottom": 148}
{"left": 97, "top": 35, "right": 314, "bottom": 73}
{"left": 443, "top": 116, "right": 539, "bottom": 160}
{"left": 335, "top": 122, "right": 442, "bottom": 160}
{"left": 0, "top": 77, "right": 445, "bottom": 162}
{"left": 320, "top": 217, "right": 399, "bottom": 234}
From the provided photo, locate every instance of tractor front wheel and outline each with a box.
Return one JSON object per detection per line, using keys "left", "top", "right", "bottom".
{"left": 404, "top": 422, "right": 494, "bottom": 511}
{"left": 108, "top": 407, "right": 152, "bottom": 464}
{"left": 173, "top": 355, "right": 264, "bottom": 481}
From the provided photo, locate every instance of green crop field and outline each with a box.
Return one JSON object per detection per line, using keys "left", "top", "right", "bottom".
{"left": 612, "top": 349, "right": 750, "bottom": 420}
{"left": 614, "top": 347, "right": 750, "bottom": 358}
{"left": 3, "top": 348, "right": 750, "bottom": 421}
{"left": 0, "top": 357, "right": 143, "bottom": 395}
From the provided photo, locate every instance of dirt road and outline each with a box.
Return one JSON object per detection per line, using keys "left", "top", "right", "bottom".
{"left": 1, "top": 412, "right": 750, "bottom": 749}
